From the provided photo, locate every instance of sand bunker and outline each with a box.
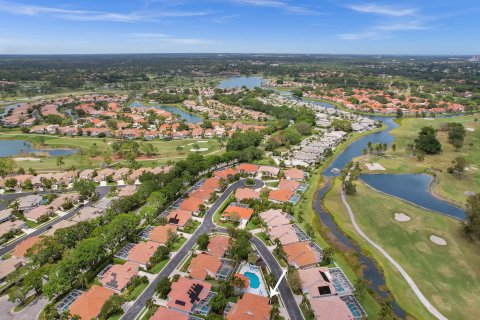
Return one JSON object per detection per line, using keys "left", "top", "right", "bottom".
{"left": 366, "top": 163, "right": 386, "bottom": 171}
{"left": 190, "top": 148, "right": 208, "bottom": 152}
{"left": 430, "top": 235, "right": 447, "bottom": 246}
{"left": 466, "top": 128, "right": 475, "bottom": 132}
{"left": 394, "top": 212, "right": 411, "bottom": 222}
{"left": 14, "top": 157, "right": 41, "bottom": 161}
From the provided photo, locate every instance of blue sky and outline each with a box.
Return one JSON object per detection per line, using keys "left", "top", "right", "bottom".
{"left": 0, "top": 0, "right": 479, "bottom": 54}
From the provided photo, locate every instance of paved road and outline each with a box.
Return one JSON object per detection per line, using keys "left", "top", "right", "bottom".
{"left": 0, "top": 186, "right": 111, "bottom": 256}
{"left": 121, "top": 179, "right": 264, "bottom": 320}
{"left": 340, "top": 190, "right": 447, "bottom": 320}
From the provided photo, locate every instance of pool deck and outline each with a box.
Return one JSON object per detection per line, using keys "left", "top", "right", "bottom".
{"left": 238, "top": 263, "right": 268, "bottom": 297}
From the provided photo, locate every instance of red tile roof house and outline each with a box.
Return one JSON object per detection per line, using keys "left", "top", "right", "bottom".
{"left": 259, "top": 209, "right": 291, "bottom": 228}
{"left": 268, "top": 189, "right": 295, "bottom": 204}
{"left": 284, "top": 168, "right": 306, "bottom": 180}
{"left": 284, "top": 242, "right": 321, "bottom": 269}
{"left": 167, "top": 276, "right": 213, "bottom": 314}
{"left": 207, "top": 235, "right": 230, "bottom": 257}
{"left": 221, "top": 205, "right": 254, "bottom": 222}
{"left": 189, "top": 188, "right": 214, "bottom": 203}
{"left": 298, "top": 267, "right": 337, "bottom": 299}
{"left": 150, "top": 307, "right": 189, "bottom": 320}
{"left": 148, "top": 225, "right": 177, "bottom": 245}
{"left": 179, "top": 197, "right": 204, "bottom": 216}
{"left": 226, "top": 292, "right": 271, "bottom": 320}
{"left": 213, "top": 167, "right": 238, "bottom": 180}
{"left": 202, "top": 177, "right": 222, "bottom": 191}
{"left": 310, "top": 295, "right": 355, "bottom": 320}
{"left": 235, "top": 188, "right": 260, "bottom": 201}
{"left": 188, "top": 253, "right": 222, "bottom": 280}
{"left": 126, "top": 241, "right": 162, "bottom": 267}
{"left": 69, "top": 285, "right": 115, "bottom": 320}
{"left": 236, "top": 163, "right": 259, "bottom": 176}
{"left": 267, "top": 224, "right": 302, "bottom": 245}
{"left": 278, "top": 179, "right": 301, "bottom": 192}
{"left": 166, "top": 209, "right": 192, "bottom": 229}
{"left": 12, "top": 236, "right": 41, "bottom": 261}
{"left": 99, "top": 261, "right": 139, "bottom": 292}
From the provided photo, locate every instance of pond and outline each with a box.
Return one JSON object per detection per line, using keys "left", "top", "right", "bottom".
{"left": 323, "top": 117, "right": 398, "bottom": 177}
{"left": 217, "top": 76, "right": 264, "bottom": 89}
{"left": 360, "top": 173, "right": 466, "bottom": 220}
{"left": 0, "top": 140, "right": 77, "bottom": 158}
{"left": 129, "top": 102, "right": 202, "bottom": 123}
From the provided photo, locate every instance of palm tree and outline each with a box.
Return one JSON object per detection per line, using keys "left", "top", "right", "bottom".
{"left": 56, "top": 156, "right": 65, "bottom": 172}
{"left": 231, "top": 275, "right": 246, "bottom": 290}
{"left": 145, "top": 297, "right": 155, "bottom": 311}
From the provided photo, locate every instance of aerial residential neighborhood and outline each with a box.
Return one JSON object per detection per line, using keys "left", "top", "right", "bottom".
{"left": 1, "top": 1, "right": 480, "bottom": 320}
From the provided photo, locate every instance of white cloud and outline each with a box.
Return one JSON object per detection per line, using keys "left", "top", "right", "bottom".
{"left": 0, "top": 1, "right": 213, "bottom": 22}
{"left": 375, "top": 22, "right": 430, "bottom": 31}
{"left": 347, "top": 3, "right": 417, "bottom": 17}
{"left": 234, "top": 0, "right": 319, "bottom": 15}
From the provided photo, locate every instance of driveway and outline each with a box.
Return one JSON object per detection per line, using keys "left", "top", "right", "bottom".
{"left": 0, "top": 295, "right": 47, "bottom": 320}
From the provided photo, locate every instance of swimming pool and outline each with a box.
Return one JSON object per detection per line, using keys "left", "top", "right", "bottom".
{"left": 243, "top": 271, "right": 260, "bottom": 289}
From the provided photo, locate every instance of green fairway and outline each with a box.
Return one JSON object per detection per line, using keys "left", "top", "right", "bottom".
{"left": 324, "top": 179, "right": 480, "bottom": 320}
{"left": 357, "top": 115, "right": 480, "bottom": 206}
{"left": 0, "top": 132, "right": 223, "bottom": 171}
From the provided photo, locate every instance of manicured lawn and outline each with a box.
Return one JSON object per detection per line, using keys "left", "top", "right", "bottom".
{"left": 255, "top": 232, "right": 272, "bottom": 246}
{"left": 324, "top": 179, "right": 480, "bottom": 320}
{"left": 0, "top": 133, "right": 222, "bottom": 171}
{"left": 147, "top": 258, "right": 169, "bottom": 274}
{"left": 126, "top": 282, "right": 149, "bottom": 301}
{"left": 358, "top": 115, "right": 480, "bottom": 206}
{"left": 182, "top": 220, "right": 200, "bottom": 234}
{"left": 171, "top": 236, "right": 187, "bottom": 251}
{"left": 245, "top": 219, "right": 261, "bottom": 230}
{"left": 180, "top": 254, "right": 193, "bottom": 272}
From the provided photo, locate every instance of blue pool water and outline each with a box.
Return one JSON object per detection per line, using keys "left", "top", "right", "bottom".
{"left": 243, "top": 271, "right": 260, "bottom": 289}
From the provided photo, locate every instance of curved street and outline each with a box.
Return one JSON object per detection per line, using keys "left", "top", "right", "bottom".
{"left": 340, "top": 190, "right": 447, "bottom": 320}
{"left": 0, "top": 186, "right": 111, "bottom": 256}
{"left": 122, "top": 178, "right": 303, "bottom": 320}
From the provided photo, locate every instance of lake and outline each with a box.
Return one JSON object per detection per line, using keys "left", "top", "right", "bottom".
{"left": 218, "top": 76, "right": 264, "bottom": 89}
{"left": 360, "top": 173, "right": 466, "bottom": 220}
{"left": 323, "top": 117, "right": 398, "bottom": 177}
{"left": 0, "top": 140, "right": 77, "bottom": 158}
{"left": 129, "top": 102, "right": 202, "bottom": 123}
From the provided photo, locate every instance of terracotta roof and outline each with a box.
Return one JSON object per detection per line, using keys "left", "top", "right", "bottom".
{"left": 284, "top": 242, "right": 319, "bottom": 269}
{"left": 148, "top": 225, "right": 177, "bottom": 245}
{"left": 236, "top": 163, "right": 259, "bottom": 173}
{"left": 12, "top": 236, "right": 41, "bottom": 259}
{"left": 278, "top": 179, "right": 301, "bottom": 192}
{"left": 69, "top": 285, "right": 115, "bottom": 320}
{"left": 188, "top": 253, "right": 222, "bottom": 280}
{"left": 203, "top": 177, "right": 221, "bottom": 190}
{"left": 100, "top": 261, "right": 139, "bottom": 292}
{"left": 213, "top": 167, "right": 238, "bottom": 180}
{"left": 268, "top": 189, "right": 294, "bottom": 202}
{"left": 310, "top": 295, "right": 355, "bottom": 320}
{"left": 189, "top": 188, "right": 214, "bottom": 201}
{"left": 150, "top": 307, "right": 188, "bottom": 320}
{"left": 223, "top": 205, "right": 254, "bottom": 220}
{"left": 207, "top": 235, "right": 230, "bottom": 257}
{"left": 284, "top": 168, "right": 305, "bottom": 180}
{"left": 166, "top": 209, "right": 192, "bottom": 227}
{"left": 235, "top": 188, "right": 260, "bottom": 201}
{"left": 167, "top": 277, "right": 212, "bottom": 312}
{"left": 179, "top": 197, "right": 204, "bottom": 212}
{"left": 226, "top": 293, "right": 271, "bottom": 320}
{"left": 127, "top": 241, "right": 161, "bottom": 265}
{"left": 298, "top": 267, "right": 336, "bottom": 298}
